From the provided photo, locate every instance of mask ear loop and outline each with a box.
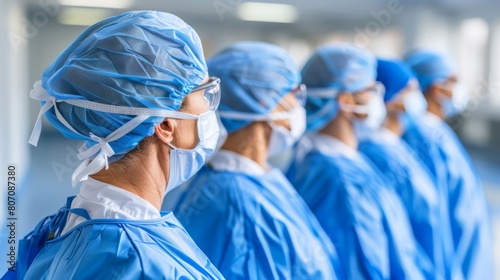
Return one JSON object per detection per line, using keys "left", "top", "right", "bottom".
{"left": 28, "top": 81, "right": 206, "bottom": 187}
{"left": 71, "top": 114, "right": 150, "bottom": 187}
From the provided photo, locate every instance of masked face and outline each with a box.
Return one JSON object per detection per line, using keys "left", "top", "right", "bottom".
{"left": 165, "top": 77, "right": 222, "bottom": 194}
{"left": 386, "top": 81, "right": 428, "bottom": 131}
{"left": 435, "top": 81, "right": 469, "bottom": 118}
{"left": 216, "top": 84, "right": 307, "bottom": 158}
{"left": 267, "top": 87, "right": 307, "bottom": 157}
{"left": 339, "top": 83, "right": 387, "bottom": 140}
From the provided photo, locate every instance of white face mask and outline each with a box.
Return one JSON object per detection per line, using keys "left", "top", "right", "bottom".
{"left": 403, "top": 89, "right": 428, "bottom": 117}
{"left": 267, "top": 106, "right": 306, "bottom": 157}
{"left": 166, "top": 110, "right": 220, "bottom": 194}
{"left": 439, "top": 84, "right": 469, "bottom": 118}
{"left": 339, "top": 85, "right": 387, "bottom": 140}
{"left": 217, "top": 98, "right": 307, "bottom": 159}
{"left": 352, "top": 96, "right": 387, "bottom": 140}
{"left": 397, "top": 89, "right": 428, "bottom": 131}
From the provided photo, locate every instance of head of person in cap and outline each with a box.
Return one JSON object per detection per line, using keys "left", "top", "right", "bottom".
{"left": 285, "top": 44, "right": 436, "bottom": 280}
{"left": 301, "top": 43, "right": 386, "bottom": 146}
{"left": 404, "top": 50, "right": 468, "bottom": 119}
{"left": 376, "top": 58, "right": 427, "bottom": 135}
{"left": 359, "top": 58, "right": 454, "bottom": 279}
{"left": 5, "top": 10, "right": 223, "bottom": 279}
{"left": 403, "top": 51, "right": 493, "bottom": 280}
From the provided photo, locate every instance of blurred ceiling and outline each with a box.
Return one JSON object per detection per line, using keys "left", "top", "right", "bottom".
{"left": 24, "top": 0, "right": 500, "bottom": 29}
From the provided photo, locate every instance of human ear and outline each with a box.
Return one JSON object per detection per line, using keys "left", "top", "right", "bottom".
{"left": 154, "top": 118, "right": 176, "bottom": 145}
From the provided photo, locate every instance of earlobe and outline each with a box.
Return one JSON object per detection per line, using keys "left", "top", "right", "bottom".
{"left": 155, "top": 118, "right": 175, "bottom": 144}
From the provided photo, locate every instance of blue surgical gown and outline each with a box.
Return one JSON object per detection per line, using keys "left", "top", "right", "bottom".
{"left": 359, "top": 129, "right": 458, "bottom": 279}
{"left": 286, "top": 134, "right": 435, "bottom": 280}
{"left": 4, "top": 197, "right": 224, "bottom": 280}
{"left": 403, "top": 113, "right": 493, "bottom": 279}
{"left": 167, "top": 151, "right": 343, "bottom": 279}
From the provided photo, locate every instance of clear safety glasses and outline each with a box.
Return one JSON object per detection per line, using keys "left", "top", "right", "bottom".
{"left": 351, "top": 82, "right": 385, "bottom": 104}
{"left": 191, "top": 76, "right": 221, "bottom": 111}
{"left": 354, "top": 82, "right": 384, "bottom": 97}
{"left": 341, "top": 82, "right": 385, "bottom": 114}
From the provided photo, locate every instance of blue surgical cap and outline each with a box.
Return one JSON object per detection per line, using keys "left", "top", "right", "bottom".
{"left": 301, "top": 43, "right": 377, "bottom": 131}
{"left": 208, "top": 41, "right": 300, "bottom": 133}
{"left": 404, "top": 50, "right": 453, "bottom": 94}
{"left": 39, "top": 11, "right": 207, "bottom": 158}
{"left": 376, "top": 58, "right": 415, "bottom": 103}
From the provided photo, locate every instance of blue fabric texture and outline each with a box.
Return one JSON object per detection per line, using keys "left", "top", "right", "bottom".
{"left": 207, "top": 41, "right": 301, "bottom": 133}
{"left": 40, "top": 10, "right": 208, "bottom": 160}
{"left": 359, "top": 132, "right": 461, "bottom": 279}
{"left": 404, "top": 51, "right": 453, "bottom": 94}
{"left": 168, "top": 165, "right": 344, "bottom": 279}
{"left": 301, "top": 44, "right": 377, "bottom": 132}
{"left": 4, "top": 197, "right": 223, "bottom": 280}
{"left": 286, "top": 140, "right": 436, "bottom": 279}
{"left": 376, "top": 58, "right": 415, "bottom": 102}
{"left": 403, "top": 116, "right": 493, "bottom": 279}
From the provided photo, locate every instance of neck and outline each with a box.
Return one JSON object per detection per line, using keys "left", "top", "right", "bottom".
{"left": 384, "top": 113, "right": 403, "bottom": 136}
{"left": 425, "top": 94, "right": 444, "bottom": 120}
{"left": 90, "top": 138, "right": 167, "bottom": 210}
{"left": 221, "top": 122, "right": 270, "bottom": 169}
{"left": 319, "top": 112, "right": 358, "bottom": 150}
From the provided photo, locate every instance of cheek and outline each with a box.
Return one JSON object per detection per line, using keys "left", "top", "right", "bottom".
{"left": 176, "top": 119, "right": 199, "bottom": 149}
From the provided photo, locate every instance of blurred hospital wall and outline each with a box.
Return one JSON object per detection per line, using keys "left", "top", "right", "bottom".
{"left": 1, "top": 0, "right": 499, "bottom": 277}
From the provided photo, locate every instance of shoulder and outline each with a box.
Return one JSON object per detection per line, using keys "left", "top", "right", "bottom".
{"left": 172, "top": 166, "right": 268, "bottom": 240}
{"left": 32, "top": 222, "right": 220, "bottom": 279}
{"left": 176, "top": 166, "right": 263, "bottom": 210}
{"left": 300, "top": 150, "right": 344, "bottom": 175}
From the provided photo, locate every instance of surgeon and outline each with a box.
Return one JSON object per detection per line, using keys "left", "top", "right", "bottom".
{"left": 286, "top": 44, "right": 435, "bottom": 279}
{"left": 166, "top": 41, "right": 344, "bottom": 279}
{"left": 359, "top": 58, "right": 459, "bottom": 279}
{"left": 4, "top": 11, "right": 224, "bottom": 279}
{"left": 403, "top": 50, "right": 493, "bottom": 279}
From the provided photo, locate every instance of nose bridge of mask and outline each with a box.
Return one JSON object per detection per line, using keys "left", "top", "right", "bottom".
{"left": 29, "top": 81, "right": 202, "bottom": 187}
